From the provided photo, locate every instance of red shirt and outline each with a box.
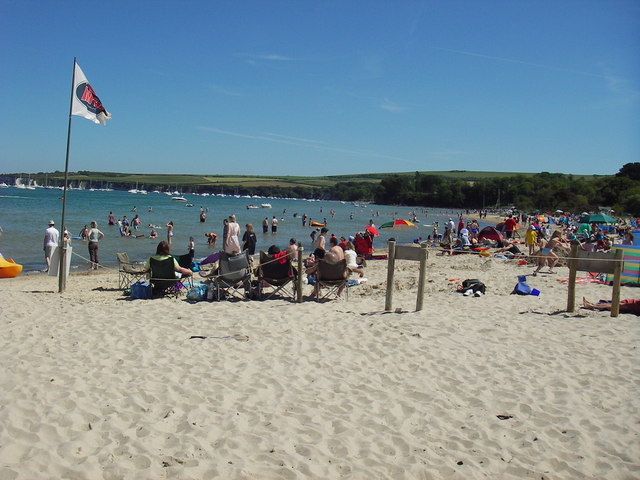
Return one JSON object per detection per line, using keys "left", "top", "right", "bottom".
{"left": 504, "top": 218, "right": 517, "bottom": 232}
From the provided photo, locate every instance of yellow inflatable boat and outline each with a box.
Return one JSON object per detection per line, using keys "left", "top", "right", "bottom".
{"left": 0, "top": 257, "right": 23, "bottom": 278}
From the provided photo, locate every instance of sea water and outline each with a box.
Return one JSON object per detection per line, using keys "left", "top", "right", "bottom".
{"left": 0, "top": 187, "right": 476, "bottom": 272}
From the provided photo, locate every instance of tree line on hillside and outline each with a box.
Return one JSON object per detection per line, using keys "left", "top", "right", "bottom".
{"left": 371, "top": 163, "right": 640, "bottom": 216}
{"left": 2, "top": 163, "right": 639, "bottom": 215}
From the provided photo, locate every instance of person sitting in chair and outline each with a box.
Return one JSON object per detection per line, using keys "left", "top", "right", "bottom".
{"left": 267, "top": 244, "right": 288, "bottom": 264}
{"left": 327, "top": 236, "right": 345, "bottom": 261}
{"left": 305, "top": 239, "right": 348, "bottom": 299}
{"left": 344, "top": 241, "right": 365, "bottom": 277}
{"left": 147, "top": 241, "right": 193, "bottom": 278}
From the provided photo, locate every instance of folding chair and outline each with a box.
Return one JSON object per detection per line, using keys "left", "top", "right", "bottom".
{"left": 212, "top": 252, "right": 251, "bottom": 300}
{"left": 117, "top": 252, "right": 149, "bottom": 289}
{"left": 149, "top": 257, "right": 188, "bottom": 297}
{"left": 257, "top": 251, "right": 297, "bottom": 300}
{"left": 316, "top": 259, "right": 349, "bottom": 301}
{"left": 174, "top": 253, "right": 193, "bottom": 271}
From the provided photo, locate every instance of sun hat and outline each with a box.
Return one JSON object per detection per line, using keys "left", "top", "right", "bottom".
{"left": 48, "top": 220, "right": 55, "bottom": 225}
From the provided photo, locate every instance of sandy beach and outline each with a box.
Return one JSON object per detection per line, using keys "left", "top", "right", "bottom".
{"left": 0, "top": 250, "right": 638, "bottom": 479}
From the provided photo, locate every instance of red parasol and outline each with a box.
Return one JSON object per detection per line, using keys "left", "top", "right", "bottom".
{"left": 365, "top": 225, "right": 379, "bottom": 236}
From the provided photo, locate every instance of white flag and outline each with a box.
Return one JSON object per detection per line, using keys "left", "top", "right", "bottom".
{"left": 71, "top": 63, "right": 111, "bottom": 125}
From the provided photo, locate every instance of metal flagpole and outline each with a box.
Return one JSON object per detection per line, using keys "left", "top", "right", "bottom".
{"left": 58, "top": 56, "right": 76, "bottom": 293}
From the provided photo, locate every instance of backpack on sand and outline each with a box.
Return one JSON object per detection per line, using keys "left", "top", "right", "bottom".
{"left": 460, "top": 279, "right": 486, "bottom": 294}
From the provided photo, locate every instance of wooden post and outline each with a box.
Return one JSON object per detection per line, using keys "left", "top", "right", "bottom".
{"left": 384, "top": 241, "right": 396, "bottom": 312}
{"left": 416, "top": 243, "right": 428, "bottom": 311}
{"left": 58, "top": 238, "right": 69, "bottom": 293}
{"left": 296, "top": 242, "right": 304, "bottom": 303}
{"left": 610, "top": 248, "right": 623, "bottom": 317}
{"left": 567, "top": 244, "right": 578, "bottom": 312}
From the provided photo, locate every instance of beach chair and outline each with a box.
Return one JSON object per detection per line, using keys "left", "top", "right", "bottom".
{"left": 211, "top": 251, "right": 251, "bottom": 300}
{"left": 116, "top": 252, "right": 149, "bottom": 289}
{"left": 174, "top": 253, "right": 193, "bottom": 271}
{"left": 315, "top": 258, "right": 349, "bottom": 301}
{"left": 149, "top": 257, "right": 188, "bottom": 297}
{"left": 257, "top": 251, "right": 297, "bottom": 300}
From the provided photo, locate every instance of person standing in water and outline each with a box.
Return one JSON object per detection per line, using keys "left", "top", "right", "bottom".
{"left": 43, "top": 220, "right": 59, "bottom": 272}
{"left": 87, "top": 221, "right": 104, "bottom": 270}
{"left": 166, "top": 221, "right": 174, "bottom": 246}
{"left": 242, "top": 223, "right": 257, "bottom": 256}
{"left": 224, "top": 215, "right": 241, "bottom": 254}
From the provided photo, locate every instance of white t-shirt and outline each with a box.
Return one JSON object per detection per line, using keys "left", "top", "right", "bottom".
{"left": 344, "top": 249, "right": 358, "bottom": 268}
{"left": 460, "top": 227, "right": 470, "bottom": 246}
{"left": 44, "top": 226, "right": 59, "bottom": 247}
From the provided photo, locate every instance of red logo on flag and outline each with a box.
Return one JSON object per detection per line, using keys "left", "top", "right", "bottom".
{"left": 76, "top": 82, "right": 107, "bottom": 115}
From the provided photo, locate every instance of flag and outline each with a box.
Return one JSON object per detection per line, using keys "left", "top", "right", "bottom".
{"left": 71, "top": 63, "right": 111, "bottom": 125}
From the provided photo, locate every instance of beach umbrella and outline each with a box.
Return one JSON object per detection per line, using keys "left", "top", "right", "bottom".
{"left": 578, "top": 223, "right": 591, "bottom": 235}
{"left": 580, "top": 213, "right": 617, "bottom": 224}
{"left": 365, "top": 225, "right": 379, "bottom": 236}
{"left": 379, "top": 219, "right": 417, "bottom": 230}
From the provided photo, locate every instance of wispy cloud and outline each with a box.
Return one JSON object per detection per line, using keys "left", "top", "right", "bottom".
{"left": 260, "top": 54, "right": 294, "bottom": 61}
{"left": 432, "top": 46, "right": 608, "bottom": 79}
{"left": 380, "top": 98, "right": 406, "bottom": 112}
{"left": 263, "top": 132, "right": 327, "bottom": 145}
{"left": 342, "top": 90, "right": 408, "bottom": 113}
{"left": 598, "top": 64, "right": 640, "bottom": 104}
{"left": 237, "top": 53, "right": 296, "bottom": 62}
{"left": 197, "top": 126, "right": 413, "bottom": 163}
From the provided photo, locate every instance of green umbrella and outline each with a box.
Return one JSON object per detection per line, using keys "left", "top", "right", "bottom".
{"left": 578, "top": 223, "right": 591, "bottom": 234}
{"left": 580, "top": 213, "right": 617, "bottom": 224}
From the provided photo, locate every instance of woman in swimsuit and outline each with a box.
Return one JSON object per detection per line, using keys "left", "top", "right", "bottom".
{"left": 166, "top": 221, "right": 174, "bottom": 246}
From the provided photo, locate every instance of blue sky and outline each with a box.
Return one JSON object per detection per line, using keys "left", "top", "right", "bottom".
{"left": 1, "top": 0, "right": 638, "bottom": 177}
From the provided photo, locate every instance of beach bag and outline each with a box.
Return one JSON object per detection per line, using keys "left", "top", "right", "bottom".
{"left": 131, "top": 281, "right": 152, "bottom": 299}
{"left": 511, "top": 275, "right": 531, "bottom": 295}
{"left": 460, "top": 279, "right": 486, "bottom": 294}
{"left": 186, "top": 283, "right": 208, "bottom": 301}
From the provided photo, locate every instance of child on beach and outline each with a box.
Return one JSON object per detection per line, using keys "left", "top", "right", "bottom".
{"left": 533, "top": 230, "right": 569, "bottom": 275}
{"left": 525, "top": 225, "right": 538, "bottom": 255}
{"left": 188, "top": 236, "right": 195, "bottom": 260}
